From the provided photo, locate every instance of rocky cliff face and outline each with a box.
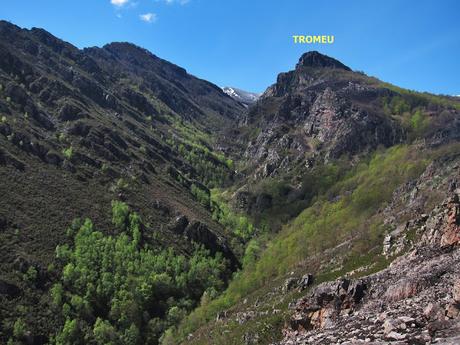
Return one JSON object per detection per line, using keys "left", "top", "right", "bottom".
{"left": 276, "top": 149, "right": 460, "bottom": 344}
{"left": 238, "top": 51, "right": 459, "bottom": 181}
{"left": 281, "top": 192, "right": 460, "bottom": 345}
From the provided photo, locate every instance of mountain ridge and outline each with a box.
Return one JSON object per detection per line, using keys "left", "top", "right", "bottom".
{"left": 0, "top": 20, "right": 459, "bottom": 345}
{"left": 222, "top": 87, "right": 261, "bottom": 107}
{"left": 0, "top": 20, "right": 245, "bottom": 343}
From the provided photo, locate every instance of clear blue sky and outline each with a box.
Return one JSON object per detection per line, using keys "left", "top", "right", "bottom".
{"left": 1, "top": 0, "right": 459, "bottom": 95}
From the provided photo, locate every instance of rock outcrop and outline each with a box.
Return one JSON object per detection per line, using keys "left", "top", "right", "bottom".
{"left": 242, "top": 52, "right": 406, "bottom": 179}
{"left": 0, "top": 279, "right": 21, "bottom": 299}
{"left": 278, "top": 192, "right": 460, "bottom": 344}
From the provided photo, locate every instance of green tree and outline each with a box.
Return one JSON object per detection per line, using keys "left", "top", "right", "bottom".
{"left": 13, "top": 318, "right": 26, "bottom": 339}
{"left": 112, "top": 200, "right": 130, "bottom": 229}
{"left": 55, "top": 319, "right": 80, "bottom": 345}
{"left": 93, "top": 318, "right": 119, "bottom": 345}
{"left": 52, "top": 201, "right": 229, "bottom": 344}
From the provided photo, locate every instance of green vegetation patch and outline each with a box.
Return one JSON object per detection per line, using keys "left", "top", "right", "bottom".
{"left": 50, "top": 202, "right": 230, "bottom": 345}
{"left": 172, "top": 145, "right": 429, "bottom": 343}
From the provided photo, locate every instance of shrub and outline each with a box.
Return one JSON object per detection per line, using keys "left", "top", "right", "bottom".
{"left": 410, "top": 110, "right": 429, "bottom": 136}
{"left": 23, "top": 266, "right": 38, "bottom": 285}
{"left": 62, "top": 146, "right": 73, "bottom": 159}
{"left": 242, "top": 239, "right": 261, "bottom": 268}
{"left": 211, "top": 189, "right": 255, "bottom": 242}
{"left": 191, "top": 184, "right": 210, "bottom": 207}
{"left": 93, "top": 318, "right": 119, "bottom": 345}
{"left": 58, "top": 133, "right": 66, "bottom": 142}
{"left": 111, "top": 200, "right": 130, "bottom": 229}
{"left": 51, "top": 283, "right": 64, "bottom": 307}
{"left": 12, "top": 318, "right": 26, "bottom": 339}
{"left": 55, "top": 319, "right": 80, "bottom": 345}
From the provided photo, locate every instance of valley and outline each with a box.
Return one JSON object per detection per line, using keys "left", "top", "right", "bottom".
{"left": 0, "top": 20, "right": 459, "bottom": 345}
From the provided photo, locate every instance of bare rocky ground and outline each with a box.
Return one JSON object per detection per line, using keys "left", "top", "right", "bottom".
{"left": 277, "top": 192, "right": 460, "bottom": 345}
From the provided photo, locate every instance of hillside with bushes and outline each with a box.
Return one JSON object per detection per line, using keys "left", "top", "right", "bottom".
{"left": 0, "top": 21, "right": 459, "bottom": 345}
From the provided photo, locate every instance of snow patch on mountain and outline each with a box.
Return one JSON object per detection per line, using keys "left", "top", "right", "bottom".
{"left": 222, "top": 87, "right": 260, "bottom": 106}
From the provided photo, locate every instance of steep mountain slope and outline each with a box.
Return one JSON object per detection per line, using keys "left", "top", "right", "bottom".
{"left": 170, "top": 53, "right": 460, "bottom": 344}
{"left": 0, "top": 20, "right": 245, "bottom": 344}
{"left": 217, "top": 51, "right": 460, "bottom": 232}
{"left": 1, "top": 19, "right": 460, "bottom": 345}
{"left": 183, "top": 162, "right": 460, "bottom": 344}
{"left": 282, "top": 190, "right": 460, "bottom": 344}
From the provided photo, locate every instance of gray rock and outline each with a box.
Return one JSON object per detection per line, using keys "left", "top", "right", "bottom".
{"left": 0, "top": 279, "right": 21, "bottom": 298}
{"left": 58, "top": 102, "right": 84, "bottom": 121}
{"left": 168, "top": 215, "right": 189, "bottom": 234}
{"left": 383, "top": 319, "right": 398, "bottom": 335}
{"left": 452, "top": 278, "right": 460, "bottom": 303}
{"left": 386, "top": 331, "right": 406, "bottom": 341}
{"left": 283, "top": 277, "right": 298, "bottom": 293}
{"left": 298, "top": 273, "right": 314, "bottom": 290}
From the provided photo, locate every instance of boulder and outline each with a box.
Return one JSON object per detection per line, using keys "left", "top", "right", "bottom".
{"left": 446, "top": 303, "right": 460, "bottom": 319}
{"left": 184, "top": 221, "right": 219, "bottom": 250}
{"left": 184, "top": 221, "right": 239, "bottom": 270}
{"left": 289, "top": 278, "right": 367, "bottom": 332}
{"left": 298, "top": 273, "right": 314, "bottom": 290}
{"left": 385, "top": 331, "right": 406, "bottom": 341}
{"left": 58, "top": 103, "right": 84, "bottom": 121}
{"left": 348, "top": 280, "right": 367, "bottom": 303}
{"left": 168, "top": 215, "right": 189, "bottom": 234}
{"left": 384, "top": 278, "right": 424, "bottom": 302}
{"left": 453, "top": 278, "right": 460, "bottom": 303}
{"left": 282, "top": 277, "right": 298, "bottom": 293}
{"left": 0, "top": 279, "right": 21, "bottom": 298}
{"left": 152, "top": 200, "right": 171, "bottom": 215}
{"left": 383, "top": 319, "right": 398, "bottom": 335}
{"left": 440, "top": 195, "right": 460, "bottom": 247}
{"left": 424, "top": 303, "right": 443, "bottom": 321}
{"left": 45, "top": 151, "right": 62, "bottom": 165}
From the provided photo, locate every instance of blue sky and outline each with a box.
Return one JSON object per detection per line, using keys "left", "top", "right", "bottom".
{"left": 1, "top": 0, "right": 459, "bottom": 95}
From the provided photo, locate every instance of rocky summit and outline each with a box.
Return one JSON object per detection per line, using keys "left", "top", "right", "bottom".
{"left": 296, "top": 51, "right": 352, "bottom": 70}
{"left": 0, "top": 19, "right": 460, "bottom": 345}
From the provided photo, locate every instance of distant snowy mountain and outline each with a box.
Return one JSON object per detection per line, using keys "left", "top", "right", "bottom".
{"left": 222, "top": 87, "right": 260, "bottom": 106}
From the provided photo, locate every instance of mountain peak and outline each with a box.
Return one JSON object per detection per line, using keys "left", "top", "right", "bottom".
{"left": 296, "top": 51, "right": 351, "bottom": 71}
{"left": 222, "top": 87, "right": 260, "bottom": 106}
